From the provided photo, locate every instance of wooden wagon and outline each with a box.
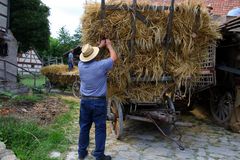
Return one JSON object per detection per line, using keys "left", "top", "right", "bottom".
{"left": 94, "top": 0, "right": 217, "bottom": 150}
{"left": 44, "top": 73, "right": 80, "bottom": 98}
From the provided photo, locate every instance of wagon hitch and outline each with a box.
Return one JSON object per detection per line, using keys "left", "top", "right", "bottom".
{"left": 147, "top": 115, "right": 185, "bottom": 150}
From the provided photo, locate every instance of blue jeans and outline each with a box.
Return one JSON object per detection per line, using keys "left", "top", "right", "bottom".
{"left": 68, "top": 61, "right": 73, "bottom": 71}
{"left": 78, "top": 98, "right": 107, "bottom": 160}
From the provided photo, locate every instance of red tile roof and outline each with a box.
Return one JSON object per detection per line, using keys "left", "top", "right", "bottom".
{"left": 108, "top": 0, "right": 240, "bottom": 16}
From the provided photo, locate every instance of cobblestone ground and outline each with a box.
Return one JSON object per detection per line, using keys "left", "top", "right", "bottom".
{"left": 64, "top": 112, "right": 240, "bottom": 160}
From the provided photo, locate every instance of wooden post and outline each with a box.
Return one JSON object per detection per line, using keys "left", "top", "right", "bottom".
{"left": 100, "top": 0, "right": 106, "bottom": 38}
{"left": 61, "top": 57, "right": 63, "bottom": 64}
{"left": 48, "top": 57, "right": 50, "bottom": 65}
{"left": 101, "top": 0, "right": 106, "bottom": 20}
{"left": 33, "top": 74, "right": 36, "bottom": 88}
{"left": 130, "top": 0, "right": 137, "bottom": 58}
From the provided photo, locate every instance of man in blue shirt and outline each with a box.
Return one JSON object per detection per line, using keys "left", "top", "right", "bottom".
{"left": 227, "top": 7, "right": 240, "bottom": 16}
{"left": 78, "top": 39, "right": 117, "bottom": 160}
{"left": 68, "top": 50, "right": 74, "bottom": 71}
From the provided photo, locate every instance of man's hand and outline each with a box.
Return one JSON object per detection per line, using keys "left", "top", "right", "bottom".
{"left": 105, "top": 39, "right": 118, "bottom": 62}
{"left": 98, "top": 39, "right": 106, "bottom": 48}
{"left": 106, "top": 39, "right": 112, "bottom": 48}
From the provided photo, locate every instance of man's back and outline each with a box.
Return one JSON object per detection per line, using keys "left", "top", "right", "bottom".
{"left": 68, "top": 52, "right": 73, "bottom": 62}
{"left": 78, "top": 58, "right": 113, "bottom": 96}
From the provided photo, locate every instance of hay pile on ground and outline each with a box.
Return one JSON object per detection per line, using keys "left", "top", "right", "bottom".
{"left": 81, "top": 0, "right": 221, "bottom": 103}
{"left": 41, "top": 65, "right": 79, "bottom": 85}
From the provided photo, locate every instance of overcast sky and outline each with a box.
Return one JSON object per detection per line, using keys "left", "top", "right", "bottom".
{"left": 41, "top": 0, "right": 101, "bottom": 38}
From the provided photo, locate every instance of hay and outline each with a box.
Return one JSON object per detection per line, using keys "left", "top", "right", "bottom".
{"left": 81, "top": 0, "right": 221, "bottom": 103}
{"left": 41, "top": 65, "right": 79, "bottom": 85}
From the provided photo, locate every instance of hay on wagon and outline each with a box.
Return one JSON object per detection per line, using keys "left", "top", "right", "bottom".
{"left": 41, "top": 65, "right": 79, "bottom": 85}
{"left": 81, "top": 0, "right": 221, "bottom": 103}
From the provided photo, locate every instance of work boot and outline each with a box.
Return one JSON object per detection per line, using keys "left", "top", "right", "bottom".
{"left": 79, "top": 153, "right": 88, "bottom": 160}
{"left": 98, "top": 155, "right": 112, "bottom": 160}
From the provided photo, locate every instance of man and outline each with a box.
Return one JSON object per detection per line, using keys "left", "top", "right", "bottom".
{"left": 78, "top": 39, "right": 117, "bottom": 160}
{"left": 68, "top": 49, "right": 74, "bottom": 71}
{"left": 206, "top": 4, "right": 213, "bottom": 15}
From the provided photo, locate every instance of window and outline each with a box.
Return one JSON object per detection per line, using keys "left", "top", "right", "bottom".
{"left": 0, "top": 41, "right": 8, "bottom": 57}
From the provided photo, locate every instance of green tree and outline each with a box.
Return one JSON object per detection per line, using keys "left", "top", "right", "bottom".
{"left": 10, "top": 0, "right": 50, "bottom": 52}
{"left": 57, "top": 26, "right": 81, "bottom": 54}
{"left": 41, "top": 26, "right": 81, "bottom": 60}
{"left": 72, "top": 26, "right": 82, "bottom": 47}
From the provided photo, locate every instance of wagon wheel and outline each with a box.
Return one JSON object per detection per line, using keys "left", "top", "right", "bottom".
{"left": 210, "top": 89, "right": 233, "bottom": 127}
{"left": 45, "top": 80, "right": 52, "bottom": 93}
{"left": 109, "top": 98, "right": 123, "bottom": 139}
{"left": 72, "top": 80, "right": 80, "bottom": 98}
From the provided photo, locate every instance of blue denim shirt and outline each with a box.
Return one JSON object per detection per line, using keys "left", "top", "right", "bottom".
{"left": 78, "top": 58, "right": 113, "bottom": 96}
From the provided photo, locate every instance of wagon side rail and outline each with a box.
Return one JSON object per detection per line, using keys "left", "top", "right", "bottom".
{"left": 190, "top": 44, "right": 217, "bottom": 94}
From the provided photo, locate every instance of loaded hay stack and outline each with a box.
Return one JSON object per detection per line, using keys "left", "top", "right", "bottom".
{"left": 41, "top": 65, "right": 79, "bottom": 85}
{"left": 81, "top": 0, "right": 221, "bottom": 103}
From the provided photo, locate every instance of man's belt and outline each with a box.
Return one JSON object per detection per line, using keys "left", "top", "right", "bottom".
{"left": 81, "top": 95, "right": 106, "bottom": 100}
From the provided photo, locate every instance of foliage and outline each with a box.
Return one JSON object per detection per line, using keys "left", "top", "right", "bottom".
{"left": 41, "top": 26, "right": 81, "bottom": 58}
{"left": 10, "top": 0, "right": 50, "bottom": 52}
{"left": 19, "top": 75, "right": 46, "bottom": 89}
{"left": 0, "top": 91, "right": 16, "bottom": 99}
{"left": 11, "top": 94, "right": 46, "bottom": 103}
{"left": 0, "top": 97, "right": 79, "bottom": 160}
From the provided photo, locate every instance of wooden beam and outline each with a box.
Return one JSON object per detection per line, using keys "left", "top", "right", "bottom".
{"left": 100, "top": 0, "right": 106, "bottom": 38}
{"left": 135, "top": 11, "right": 151, "bottom": 27}
{"left": 100, "top": 0, "right": 106, "bottom": 20}
{"left": 219, "top": 16, "right": 240, "bottom": 28}
{"left": 18, "top": 62, "right": 42, "bottom": 65}
{"left": 130, "top": 0, "right": 137, "bottom": 57}
{"left": 105, "top": 4, "right": 169, "bottom": 11}
{"left": 0, "top": 1, "right": 7, "bottom": 7}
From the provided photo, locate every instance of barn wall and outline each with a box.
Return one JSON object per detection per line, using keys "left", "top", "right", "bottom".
{"left": 0, "top": 30, "right": 18, "bottom": 82}
{"left": 17, "top": 50, "right": 43, "bottom": 75}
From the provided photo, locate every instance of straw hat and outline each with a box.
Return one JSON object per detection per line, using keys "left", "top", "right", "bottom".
{"left": 207, "top": 4, "right": 213, "bottom": 10}
{"left": 80, "top": 44, "right": 99, "bottom": 62}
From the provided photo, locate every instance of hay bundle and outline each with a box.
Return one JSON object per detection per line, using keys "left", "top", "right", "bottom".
{"left": 41, "top": 65, "right": 79, "bottom": 85}
{"left": 81, "top": 0, "right": 221, "bottom": 103}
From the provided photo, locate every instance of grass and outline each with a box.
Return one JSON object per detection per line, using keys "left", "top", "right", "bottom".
{"left": 0, "top": 94, "right": 80, "bottom": 160}
{"left": 11, "top": 94, "right": 46, "bottom": 103}
{"left": 0, "top": 92, "right": 46, "bottom": 107}
{"left": 19, "top": 75, "right": 46, "bottom": 89}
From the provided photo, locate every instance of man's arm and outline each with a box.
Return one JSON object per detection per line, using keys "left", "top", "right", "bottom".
{"left": 106, "top": 39, "right": 118, "bottom": 62}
